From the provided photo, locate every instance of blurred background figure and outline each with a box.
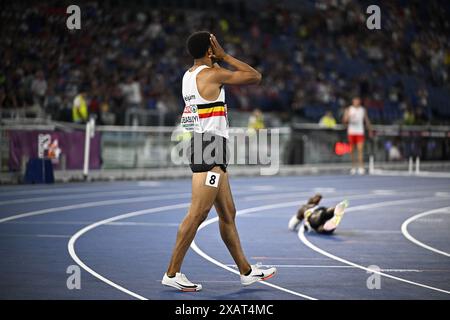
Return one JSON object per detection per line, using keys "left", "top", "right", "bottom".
{"left": 343, "top": 97, "right": 373, "bottom": 175}
{"left": 319, "top": 110, "right": 337, "bottom": 129}
{"left": 72, "top": 88, "right": 88, "bottom": 124}
{"left": 388, "top": 141, "right": 403, "bottom": 161}
{"left": 248, "top": 109, "right": 265, "bottom": 131}
{"left": 403, "top": 107, "right": 416, "bottom": 125}
{"left": 120, "top": 76, "right": 142, "bottom": 110}
{"left": 31, "top": 70, "right": 47, "bottom": 109}
{"left": 98, "top": 101, "right": 116, "bottom": 126}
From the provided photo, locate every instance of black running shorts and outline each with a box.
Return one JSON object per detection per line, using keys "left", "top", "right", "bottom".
{"left": 189, "top": 132, "right": 229, "bottom": 173}
{"left": 308, "top": 207, "right": 335, "bottom": 234}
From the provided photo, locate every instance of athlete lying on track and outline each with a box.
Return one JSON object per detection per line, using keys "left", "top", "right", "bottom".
{"left": 288, "top": 194, "right": 348, "bottom": 234}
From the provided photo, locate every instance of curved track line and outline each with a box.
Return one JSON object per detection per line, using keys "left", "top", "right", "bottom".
{"left": 68, "top": 199, "right": 321, "bottom": 300}
{"left": 69, "top": 192, "right": 379, "bottom": 300}
{"left": 31, "top": 191, "right": 384, "bottom": 300}
{"left": 0, "top": 189, "right": 185, "bottom": 206}
{"left": 68, "top": 203, "right": 190, "bottom": 300}
{"left": 0, "top": 187, "right": 295, "bottom": 219}
{"left": 6, "top": 185, "right": 446, "bottom": 299}
{"left": 0, "top": 193, "right": 192, "bottom": 224}
{"left": 0, "top": 185, "right": 144, "bottom": 197}
{"left": 65, "top": 192, "right": 438, "bottom": 300}
{"left": 401, "top": 207, "right": 450, "bottom": 258}
{"left": 190, "top": 193, "right": 400, "bottom": 300}
{"left": 191, "top": 202, "right": 318, "bottom": 300}
{"left": 0, "top": 184, "right": 268, "bottom": 206}
{"left": 298, "top": 198, "right": 450, "bottom": 296}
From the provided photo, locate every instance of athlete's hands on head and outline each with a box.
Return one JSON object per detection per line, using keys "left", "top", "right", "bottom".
{"left": 209, "top": 34, "right": 227, "bottom": 61}
{"left": 207, "top": 34, "right": 261, "bottom": 85}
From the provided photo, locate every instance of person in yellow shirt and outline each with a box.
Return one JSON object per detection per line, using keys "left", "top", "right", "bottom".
{"left": 319, "top": 110, "right": 337, "bottom": 129}
{"left": 248, "top": 109, "right": 265, "bottom": 130}
{"left": 72, "top": 90, "right": 88, "bottom": 123}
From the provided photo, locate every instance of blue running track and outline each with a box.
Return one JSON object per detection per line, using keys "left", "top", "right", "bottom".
{"left": 0, "top": 174, "right": 449, "bottom": 300}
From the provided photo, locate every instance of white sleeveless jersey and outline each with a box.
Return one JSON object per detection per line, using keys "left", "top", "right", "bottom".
{"left": 181, "top": 65, "right": 229, "bottom": 139}
{"left": 347, "top": 106, "right": 365, "bottom": 135}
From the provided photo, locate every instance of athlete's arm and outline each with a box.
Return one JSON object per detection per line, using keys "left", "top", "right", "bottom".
{"left": 364, "top": 109, "right": 374, "bottom": 137}
{"left": 308, "top": 194, "right": 322, "bottom": 205}
{"left": 296, "top": 207, "right": 306, "bottom": 221}
{"left": 342, "top": 107, "right": 349, "bottom": 124}
{"left": 209, "top": 34, "right": 262, "bottom": 85}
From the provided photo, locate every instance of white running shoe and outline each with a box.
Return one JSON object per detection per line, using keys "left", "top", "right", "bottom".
{"left": 357, "top": 167, "right": 365, "bottom": 175}
{"left": 350, "top": 168, "right": 357, "bottom": 175}
{"left": 240, "top": 265, "right": 277, "bottom": 286}
{"left": 323, "top": 200, "right": 349, "bottom": 231}
{"left": 162, "top": 272, "right": 202, "bottom": 292}
{"left": 288, "top": 214, "right": 301, "bottom": 231}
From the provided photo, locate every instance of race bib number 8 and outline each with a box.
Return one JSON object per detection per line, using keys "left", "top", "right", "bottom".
{"left": 205, "top": 171, "right": 220, "bottom": 188}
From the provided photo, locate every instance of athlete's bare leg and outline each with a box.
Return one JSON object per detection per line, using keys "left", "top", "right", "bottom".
{"left": 166, "top": 166, "right": 222, "bottom": 276}
{"left": 357, "top": 142, "right": 364, "bottom": 169}
{"left": 214, "top": 170, "right": 251, "bottom": 275}
{"left": 350, "top": 145, "right": 356, "bottom": 170}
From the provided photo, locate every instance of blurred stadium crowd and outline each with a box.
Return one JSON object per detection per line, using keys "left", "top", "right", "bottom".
{"left": 1, "top": 0, "right": 449, "bottom": 126}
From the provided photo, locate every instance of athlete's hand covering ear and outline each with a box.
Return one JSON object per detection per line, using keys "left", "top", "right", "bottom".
{"left": 209, "top": 34, "right": 227, "bottom": 61}
{"left": 208, "top": 35, "right": 262, "bottom": 85}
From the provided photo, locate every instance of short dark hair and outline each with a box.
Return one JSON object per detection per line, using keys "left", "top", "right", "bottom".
{"left": 186, "top": 31, "right": 211, "bottom": 59}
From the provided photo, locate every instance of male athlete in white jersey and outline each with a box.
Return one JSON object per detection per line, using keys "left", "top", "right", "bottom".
{"left": 342, "top": 97, "right": 373, "bottom": 175}
{"left": 162, "top": 31, "right": 276, "bottom": 292}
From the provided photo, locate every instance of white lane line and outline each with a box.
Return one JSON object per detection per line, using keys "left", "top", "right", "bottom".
{"left": 0, "top": 187, "right": 297, "bottom": 224}
{"left": 372, "top": 189, "right": 396, "bottom": 195}
{"left": 68, "top": 193, "right": 367, "bottom": 300}
{"left": 413, "top": 218, "right": 444, "bottom": 223}
{"left": 2, "top": 181, "right": 259, "bottom": 205}
{"left": 106, "top": 222, "right": 179, "bottom": 227}
{"left": 435, "top": 192, "right": 450, "bottom": 197}
{"left": 225, "top": 264, "right": 423, "bottom": 272}
{"left": 243, "top": 188, "right": 431, "bottom": 202}
{"left": 68, "top": 203, "right": 190, "bottom": 301}
{"left": 244, "top": 190, "right": 370, "bottom": 202}
{"left": 0, "top": 186, "right": 282, "bottom": 206}
{"left": 0, "top": 233, "right": 71, "bottom": 238}
{"left": 251, "top": 257, "right": 330, "bottom": 261}
{"left": 0, "top": 193, "right": 191, "bottom": 224}
{"left": 190, "top": 202, "right": 318, "bottom": 300}
{"left": 401, "top": 207, "right": 450, "bottom": 258}
{"left": 244, "top": 191, "right": 334, "bottom": 201}
{"left": 68, "top": 200, "right": 318, "bottom": 301}
{"left": 248, "top": 185, "right": 276, "bottom": 191}
{"left": 298, "top": 198, "right": 450, "bottom": 295}
{"left": 0, "top": 185, "right": 147, "bottom": 197}
{"left": 0, "top": 189, "right": 185, "bottom": 206}
{"left": 3, "top": 220, "right": 180, "bottom": 227}
{"left": 37, "top": 234, "right": 71, "bottom": 238}
{"left": 155, "top": 280, "right": 241, "bottom": 283}
{"left": 351, "top": 230, "right": 401, "bottom": 234}
{"left": 371, "top": 170, "right": 450, "bottom": 178}
{"left": 190, "top": 192, "right": 396, "bottom": 301}
{"left": 313, "top": 188, "right": 336, "bottom": 193}
{"left": 4, "top": 187, "right": 444, "bottom": 300}
{"left": 226, "top": 264, "right": 354, "bottom": 269}
{"left": 137, "top": 181, "right": 162, "bottom": 187}
{"left": 0, "top": 182, "right": 164, "bottom": 197}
